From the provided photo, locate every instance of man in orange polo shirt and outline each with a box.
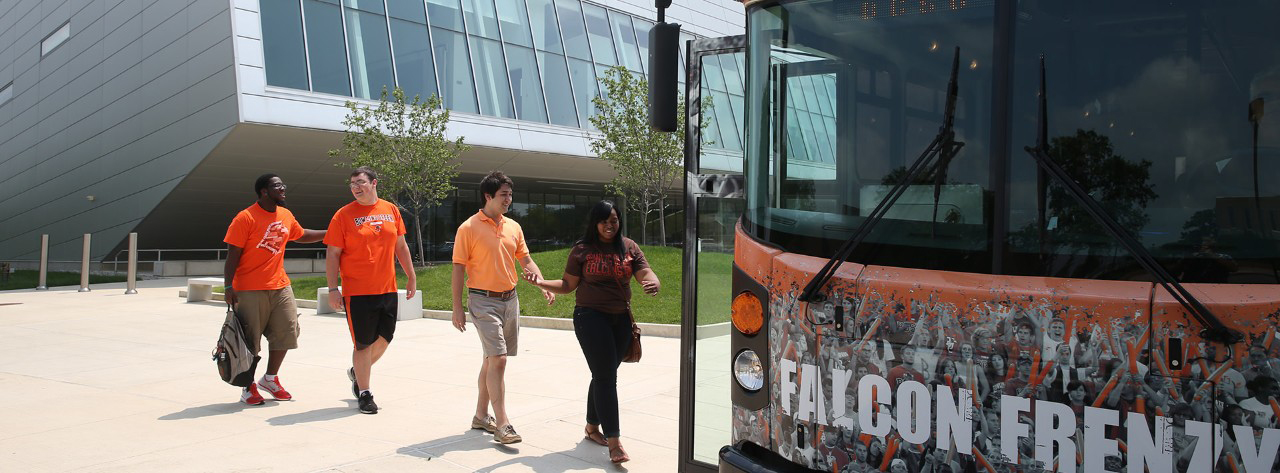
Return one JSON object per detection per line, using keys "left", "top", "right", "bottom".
{"left": 451, "top": 171, "right": 554, "bottom": 444}
{"left": 324, "top": 166, "right": 417, "bottom": 415}
{"left": 224, "top": 173, "right": 326, "bottom": 405}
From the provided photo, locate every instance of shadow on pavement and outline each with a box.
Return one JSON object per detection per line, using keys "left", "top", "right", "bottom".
{"left": 158, "top": 401, "right": 260, "bottom": 420}
{"left": 266, "top": 403, "right": 359, "bottom": 425}
{"left": 398, "top": 433, "right": 629, "bottom": 472}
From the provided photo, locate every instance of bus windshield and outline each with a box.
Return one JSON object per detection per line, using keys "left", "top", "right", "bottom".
{"left": 744, "top": 0, "right": 997, "bottom": 274}
{"left": 744, "top": 0, "right": 1280, "bottom": 283}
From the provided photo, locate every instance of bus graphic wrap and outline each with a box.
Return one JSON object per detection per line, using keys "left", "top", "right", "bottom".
{"left": 739, "top": 230, "right": 1280, "bottom": 472}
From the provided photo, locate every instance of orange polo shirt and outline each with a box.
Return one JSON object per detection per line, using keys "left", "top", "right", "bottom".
{"left": 223, "top": 203, "right": 304, "bottom": 291}
{"left": 452, "top": 210, "right": 529, "bottom": 292}
{"left": 323, "top": 199, "right": 406, "bottom": 296}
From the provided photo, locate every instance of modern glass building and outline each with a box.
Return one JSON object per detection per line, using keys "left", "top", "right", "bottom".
{"left": 0, "top": 0, "right": 745, "bottom": 262}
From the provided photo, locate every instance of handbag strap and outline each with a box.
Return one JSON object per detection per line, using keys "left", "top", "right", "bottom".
{"left": 607, "top": 251, "right": 637, "bottom": 326}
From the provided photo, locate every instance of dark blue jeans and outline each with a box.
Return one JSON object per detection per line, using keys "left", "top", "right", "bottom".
{"left": 573, "top": 305, "right": 633, "bottom": 438}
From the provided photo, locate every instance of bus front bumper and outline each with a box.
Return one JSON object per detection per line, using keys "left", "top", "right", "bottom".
{"left": 718, "top": 442, "right": 825, "bottom": 473}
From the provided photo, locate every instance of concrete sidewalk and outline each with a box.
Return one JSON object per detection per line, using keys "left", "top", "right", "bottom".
{"left": 0, "top": 279, "right": 681, "bottom": 472}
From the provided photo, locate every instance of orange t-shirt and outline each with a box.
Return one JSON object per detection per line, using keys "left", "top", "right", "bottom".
{"left": 452, "top": 210, "right": 529, "bottom": 292}
{"left": 323, "top": 199, "right": 406, "bottom": 296}
{"left": 223, "top": 204, "right": 304, "bottom": 291}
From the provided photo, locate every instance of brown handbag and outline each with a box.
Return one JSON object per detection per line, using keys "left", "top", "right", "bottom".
{"left": 622, "top": 307, "right": 642, "bottom": 363}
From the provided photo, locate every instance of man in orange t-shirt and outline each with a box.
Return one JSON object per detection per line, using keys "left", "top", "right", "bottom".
{"left": 224, "top": 174, "right": 326, "bottom": 405}
{"left": 451, "top": 171, "right": 554, "bottom": 444}
{"left": 324, "top": 166, "right": 416, "bottom": 415}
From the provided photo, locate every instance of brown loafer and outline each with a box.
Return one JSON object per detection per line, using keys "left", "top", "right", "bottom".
{"left": 494, "top": 424, "right": 522, "bottom": 444}
{"left": 471, "top": 415, "right": 497, "bottom": 433}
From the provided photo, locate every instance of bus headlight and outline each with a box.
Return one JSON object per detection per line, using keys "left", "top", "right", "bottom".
{"left": 733, "top": 349, "right": 764, "bottom": 391}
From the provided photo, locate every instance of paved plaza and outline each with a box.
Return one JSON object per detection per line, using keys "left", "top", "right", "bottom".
{"left": 0, "top": 278, "right": 682, "bottom": 472}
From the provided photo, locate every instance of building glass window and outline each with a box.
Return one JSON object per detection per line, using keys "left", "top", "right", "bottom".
{"left": 427, "top": 0, "right": 465, "bottom": 31}
{"left": 505, "top": 45, "right": 548, "bottom": 123}
{"left": 387, "top": 0, "right": 424, "bottom": 20}
{"left": 261, "top": 0, "right": 309, "bottom": 90}
{"left": 470, "top": 36, "right": 515, "bottom": 118}
{"left": 41, "top": 22, "right": 70, "bottom": 56}
{"left": 343, "top": 0, "right": 383, "bottom": 13}
{"left": 526, "top": 0, "right": 561, "bottom": 53}
{"left": 462, "top": 0, "right": 501, "bottom": 39}
{"left": 0, "top": 82, "right": 12, "bottom": 105}
{"left": 609, "top": 11, "right": 642, "bottom": 73}
{"left": 567, "top": 58, "right": 597, "bottom": 128}
{"left": 494, "top": 0, "right": 533, "bottom": 47}
{"left": 431, "top": 28, "right": 479, "bottom": 113}
{"left": 346, "top": 8, "right": 396, "bottom": 99}
{"left": 304, "top": 0, "right": 352, "bottom": 96}
{"left": 390, "top": 18, "right": 439, "bottom": 102}
{"left": 581, "top": 3, "right": 616, "bottom": 66}
{"left": 554, "top": 0, "right": 590, "bottom": 60}
{"left": 633, "top": 18, "right": 652, "bottom": 74}
{"left": 538, "top": 51, "right": 578, "bottom": 127}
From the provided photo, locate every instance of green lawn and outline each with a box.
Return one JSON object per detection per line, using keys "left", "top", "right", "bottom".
{"left": 268, "top": 245, "right": 735, "bottom": 325}
{"left": 0, "top": 270, "right": 126, "bottom": 291}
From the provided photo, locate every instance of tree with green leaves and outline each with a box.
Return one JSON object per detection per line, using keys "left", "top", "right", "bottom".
{"left": 330, "top": 87, "right": 467, "bottom": 265}
{"left": 590, "top": 66, "right": 701, "bottom": 246}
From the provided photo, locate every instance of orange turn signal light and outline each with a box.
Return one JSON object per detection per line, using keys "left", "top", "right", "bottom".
{"left": 731, "top": 291, "right": 764, "bottom": 335}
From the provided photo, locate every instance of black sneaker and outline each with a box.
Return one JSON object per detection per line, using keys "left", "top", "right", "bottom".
{"left": 348, "top": 367, "right": 358, "bottom": 398}
{"left": 358, "top": 391, "right": 378, "bottom": 414}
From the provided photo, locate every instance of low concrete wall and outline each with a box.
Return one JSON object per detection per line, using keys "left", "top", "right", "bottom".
{"left": 180, "top": 291, "right": 682, "bottom": 338}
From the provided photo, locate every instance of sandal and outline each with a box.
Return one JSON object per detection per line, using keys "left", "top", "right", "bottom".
{"left": 609, "top": 445, "right": 630, "bottom": 463}
{"left": 584, "top": 425, "right": 608, "bottom": 446}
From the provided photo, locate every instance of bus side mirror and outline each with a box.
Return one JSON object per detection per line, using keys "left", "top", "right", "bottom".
{"left": 649, "top": 22, "right": 681, "bottom": 132}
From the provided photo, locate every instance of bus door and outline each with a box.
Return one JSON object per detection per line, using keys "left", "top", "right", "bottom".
{"left": 679, "top": 34, "right": 746, "bottom": 473}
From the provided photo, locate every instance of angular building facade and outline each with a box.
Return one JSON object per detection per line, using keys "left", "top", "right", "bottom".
{"left": 0, "top": 0, "right": 745, "bottom": 262}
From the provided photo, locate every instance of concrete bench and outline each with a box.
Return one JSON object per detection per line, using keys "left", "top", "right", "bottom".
{"left": 317, "top": 286, "right": 422, "bottom": 321}
{"left": 186, "top": 277, "right": 223, "bottom": 303}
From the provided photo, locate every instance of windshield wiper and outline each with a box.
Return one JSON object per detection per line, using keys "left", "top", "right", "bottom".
{"left": 799, "top": 47, "right": 965, "bottom": 302}
{"left": 1024, "top": 55, "right": 1242, "bottom": 345}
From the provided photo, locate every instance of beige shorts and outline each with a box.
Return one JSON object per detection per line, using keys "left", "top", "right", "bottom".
{"left": 236, "top": 286, "right": 300, "bottom": 352}
{"left": 468, "top": 292, "right": 520, "bottom": 357}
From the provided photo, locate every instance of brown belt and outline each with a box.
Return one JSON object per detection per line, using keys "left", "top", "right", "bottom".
{"left": 469, "top": 288, "right": 516, "bottom": 299}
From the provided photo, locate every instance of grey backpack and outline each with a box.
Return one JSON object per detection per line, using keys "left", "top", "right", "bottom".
{"left": 213, "top": 306, "right": 259, "bottom": 387}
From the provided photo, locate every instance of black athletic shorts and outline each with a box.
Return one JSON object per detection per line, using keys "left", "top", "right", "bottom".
{"left": 345, "top": 292, "right": 398, "bottom": 348}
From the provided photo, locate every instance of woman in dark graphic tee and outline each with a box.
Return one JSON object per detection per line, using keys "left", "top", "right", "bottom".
{"left": 526, "top": 200, "right": 661, "bottom": 464}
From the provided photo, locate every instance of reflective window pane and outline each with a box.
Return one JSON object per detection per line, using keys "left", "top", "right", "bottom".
{"left": 567, "top": 57, "right": 597, "bottom": 127}
{"left": 1008, "top": 2, "right": 1280, "bottom": 281}
{"left": 304, "top": 0, "right": 351, "bottom": 95}
{"left": 261, "top": 0, "right": 309, "bottom": 89}
{"left": 343, "top": 0, "right": 383, "bottom": 13}
{"left": 581, "top": 3, "right": 615, "bottom": 65}
{"left": 346, "top": 9, "right": 396, "bottom": 99}
{"left": 538, "top": 51, "right": 577, "bottom": 126}
{"left": 633, "top": 18, "right": 652, "bottom": 73}
{"left": 462, "top": 0, "right": 500, "bottom": 39}
{"left": 608, "top": 11, "right": 641, "bottom": 72}
{"left": 526, "top": 0, "right": 561, "bottom": 52}
{"left": 495, "top": 0, "right": 532, "bottom": 47}
{"left": 554, "top": 0, "right": 590, "bottom": 60}
{"left": 387, "top": 0, "right": 426, "bottom": 21}
{"left": 470, "top": 36, "right": 515, "bottom": 118}
{"left": 505, "top": 45, "right": 547, "bottom": 122}
{"left": 390, "top": 18, "right": 439, "bottom": 102}
{"left": 431, "top": 27, "right": 478, "bottom": 112}
{"left": 427, "top": 0, "right": 464, "bottom": 31}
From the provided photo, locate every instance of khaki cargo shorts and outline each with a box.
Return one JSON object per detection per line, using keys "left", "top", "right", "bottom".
{"left": 236, "top": 286, "right": 300, "bottom": 352}
{"left": 468, "top": 292, "right": 520, "bottom": 357}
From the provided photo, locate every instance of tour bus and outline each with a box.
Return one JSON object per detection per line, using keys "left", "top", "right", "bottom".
{"left": 658, "top": 0, "right": 1280, "bottom": 472}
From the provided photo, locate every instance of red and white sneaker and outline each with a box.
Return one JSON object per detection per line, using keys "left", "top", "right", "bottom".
{"left": 241, "top": 384, "right": 265, "bottom": 405}
{"left": 257, "top": 376, "right": 292, "bottom": 401}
